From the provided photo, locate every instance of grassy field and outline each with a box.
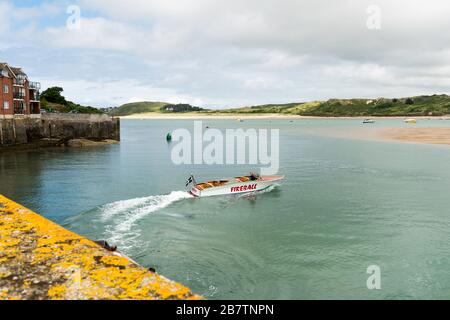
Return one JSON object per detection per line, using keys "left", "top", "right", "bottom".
{"left": 109, "top": 102, "right": 169, "bottom": 116}
{"left": 110, "top": 94, "right": 450, "bottom": 117}
{"left": 298, "top": 95, "right": 450, "bottom": 117}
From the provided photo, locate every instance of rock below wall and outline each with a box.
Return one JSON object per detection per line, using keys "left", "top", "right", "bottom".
{"left": 66, "top": 138, "right": 119, "bottom": 148}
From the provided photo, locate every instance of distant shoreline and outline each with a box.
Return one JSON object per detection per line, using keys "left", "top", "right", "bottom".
{"left": 120, "top": 112, "right": 450, "bottom": 120}
{"left": 119, "top": 113, "right": 450, "bottom": 146}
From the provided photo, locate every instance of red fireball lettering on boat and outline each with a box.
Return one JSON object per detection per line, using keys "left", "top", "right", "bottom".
{"left": 230, "top": 184, "right": 258, "bottom": 193}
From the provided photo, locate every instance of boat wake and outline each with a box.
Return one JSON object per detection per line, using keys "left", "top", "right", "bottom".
{"left": 78, "top": 185, "right": 279, "bottom": 251}
{"left": 100, "top": 191, "right": 192, "bottom": 249}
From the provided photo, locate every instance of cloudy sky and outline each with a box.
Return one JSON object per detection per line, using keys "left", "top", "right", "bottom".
{"left": 1, "top": 0, "right": 449, "bottom": 108}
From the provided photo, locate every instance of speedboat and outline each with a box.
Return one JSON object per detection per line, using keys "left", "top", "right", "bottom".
{"left": 186, "top": 173, "right": 284, "bottom": 197}
{"left": 363, "top": 119, "right": 375, "bottom": 124}
{"left": 405, "top": 118, "right": 417, "bottom": 124}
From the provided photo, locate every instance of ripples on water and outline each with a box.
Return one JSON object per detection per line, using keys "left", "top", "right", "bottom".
{"left": 67, "top": 185, "right": 281, "bottom": 298}
{"left": 3, "top": 119, "right": 450, "bottom": 299}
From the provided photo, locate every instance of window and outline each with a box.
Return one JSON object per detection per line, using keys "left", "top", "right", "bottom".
{"left": 1, "top": 70, "right": 8, "bottom": 77}
{"left": 3, "top": 85, "right": 9, "bottom": 94}
{"left": 4, "top": 101, "right": 9, "bottom": 109}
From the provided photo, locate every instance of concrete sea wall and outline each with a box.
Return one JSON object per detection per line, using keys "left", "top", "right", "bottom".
{"left": 0, "top": 114, "right": 120, "bottom": 148}
{"left": 0, "top": 195, "right": 201, "bottom": 300}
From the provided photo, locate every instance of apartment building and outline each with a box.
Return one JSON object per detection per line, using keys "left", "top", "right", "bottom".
{"left": 0, "top": 62, "right": 41, "bottom": 116}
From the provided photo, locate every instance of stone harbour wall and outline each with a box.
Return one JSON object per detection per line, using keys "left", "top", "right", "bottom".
{"left": 0, "top": 195, "right": 201, "bottom": 300}
{"left": 0, "top": 114, "right": 120, "bottom": 148}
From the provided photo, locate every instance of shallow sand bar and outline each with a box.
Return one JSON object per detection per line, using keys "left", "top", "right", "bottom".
{"left": 381, "top": 127, "right": 450, "bottom": 146}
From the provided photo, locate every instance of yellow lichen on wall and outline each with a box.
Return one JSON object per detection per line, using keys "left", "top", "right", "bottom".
{"left": 0, "top": 195, "right": 202, "bottom": 300}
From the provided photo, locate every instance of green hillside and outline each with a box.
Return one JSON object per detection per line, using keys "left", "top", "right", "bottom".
{"left": 111, "top": 94, "right": 450, "bottom": 117}
{"left": 298, "top": 95, "right": 450, "bottom": 117}
{"left": 208, "top": 102, "right": 321, "bottom": 114}
{"left": 213, "top": 95, "right": 450, "bottom": 117}
{"left": 109, "top": 102, "right": 169, "bottom": 116}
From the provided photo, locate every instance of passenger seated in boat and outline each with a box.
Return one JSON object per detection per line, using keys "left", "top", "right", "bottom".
{"left": 250, "top": 172, "right": 260, "bottom": 181}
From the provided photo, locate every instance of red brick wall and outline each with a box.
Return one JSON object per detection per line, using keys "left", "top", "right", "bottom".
{"left": 0, "top": 77, "right": 2, "bottom": 115}
{"left": 1, "top": 77, "right": 14, "bottom": 116}
{"left": 24, "top": 79, "right": 30, "bottom": 115}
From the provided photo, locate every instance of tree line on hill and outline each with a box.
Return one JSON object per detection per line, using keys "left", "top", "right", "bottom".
{"left": 40, "top": 87, "right": 102, "bottom": 114}
{"left": 39, "top": 88, "right": 450, "bottom": 117}
{"left": 161, "top": 104, "right": 205, "bottom": 112}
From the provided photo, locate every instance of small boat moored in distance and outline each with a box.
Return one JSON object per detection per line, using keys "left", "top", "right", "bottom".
{"left": 186, "top": 173, "right": 284, "bottom": 197}
{"left": 363, "top": 119, "right": 375, "bottom": 124}
{"left": 405, "top": 118, "right": 417, "bottom": 124}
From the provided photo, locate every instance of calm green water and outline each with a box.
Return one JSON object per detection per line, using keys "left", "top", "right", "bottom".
{"left": 1, "top": 119, "right": 450, "bottom": 299}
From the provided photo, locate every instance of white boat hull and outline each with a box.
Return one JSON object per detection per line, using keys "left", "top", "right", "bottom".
{"left": 188, "top": 175, "right": 284, "bottom": 198}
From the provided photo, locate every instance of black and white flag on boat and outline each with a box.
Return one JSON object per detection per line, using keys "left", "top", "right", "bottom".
{"left": 185, "top": 176, "right": 193, "bottom": 187}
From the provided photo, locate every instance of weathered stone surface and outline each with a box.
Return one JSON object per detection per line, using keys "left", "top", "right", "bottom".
{"left": 0, "top": 114, "right": 120, "bottom": 148}
{"left": 66, "top": 139, "right": 119, "bottom": 148}
{"left": 0, "top": 195, "right": 201, "bottom": 300}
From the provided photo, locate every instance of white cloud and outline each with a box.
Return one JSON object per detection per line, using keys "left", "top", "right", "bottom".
{"left": 45, "top": 17, "right": 139, "bottom": 52}
{"left": 38, "top": 77, "right": 213, "bottom": 107}
{"left": 2, "top": 0, "right": 450, "bottom": 107}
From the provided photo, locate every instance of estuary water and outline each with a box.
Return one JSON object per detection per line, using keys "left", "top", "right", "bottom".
{"left": 1, "top": 119, "right": 450, "bottom": 299}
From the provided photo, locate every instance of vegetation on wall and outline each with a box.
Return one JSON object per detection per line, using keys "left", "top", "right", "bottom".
{"left": 40, "top": 87, "right": 102, "bottom": 114}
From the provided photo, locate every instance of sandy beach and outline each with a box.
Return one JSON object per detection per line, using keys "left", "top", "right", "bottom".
{"left": 121, "top": 113, "right": 450, "bottom": 121}
{"left": 381, "top": 127, "right": 450, "bottom": 146}
{"left": 121, "top": 112, "right": 450, "bottom": 146}
{"left": 302, "top": 126, "right": 450, "bottom": 146}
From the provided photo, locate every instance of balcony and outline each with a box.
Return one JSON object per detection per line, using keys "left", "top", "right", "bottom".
{"left": 30, "top": 93, "right": 40, "bottom": 102}
{"left": 13, "top": 92, "right": 25, "bottom": 100}
{"left": 14, "top": 78, "right": 26, "bottom": 86}
{"left": 13, "top": 102, "right": 25, "bottom": 115}
{"left": 29, "top": 82, "right": 41, "bottom": 90}
{"left": 30, "top": 103, "right": 40, "bottom": 114}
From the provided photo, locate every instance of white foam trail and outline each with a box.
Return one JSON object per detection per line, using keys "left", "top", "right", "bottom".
{"left": 100, "top": 191, "right": 192, "bottom": 248}
{"left": 101, "top": 196, "right": 155, "bottom": 220}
